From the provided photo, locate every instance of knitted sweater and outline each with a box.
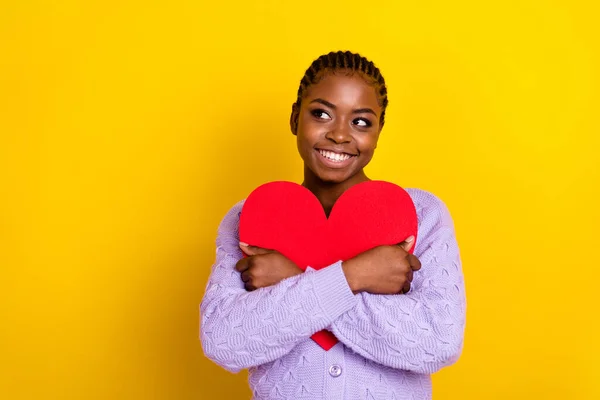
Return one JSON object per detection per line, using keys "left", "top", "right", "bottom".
{"left": 200, "top": 188, "right": 466, "bottom": 400}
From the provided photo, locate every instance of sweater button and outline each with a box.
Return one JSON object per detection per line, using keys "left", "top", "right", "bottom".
{"left": 328, "top": 365, "right": 342, "bottom": 377}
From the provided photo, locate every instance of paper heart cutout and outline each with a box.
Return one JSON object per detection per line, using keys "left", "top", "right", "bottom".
{"left": 239, "top": 180, "right": 418, "bottom": 350}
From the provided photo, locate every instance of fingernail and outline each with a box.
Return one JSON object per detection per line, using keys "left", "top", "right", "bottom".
{"left": 405, "top": 236, "right": 414, "bottom": 243}
{"left": 239, "top": 242, "right": 249, "bottom": 247}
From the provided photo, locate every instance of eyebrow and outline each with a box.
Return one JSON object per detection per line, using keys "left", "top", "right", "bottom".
{"left": 309, "top": 98, "right": 377, "bottom": 117}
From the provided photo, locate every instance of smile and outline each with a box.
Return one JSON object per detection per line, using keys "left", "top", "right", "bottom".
{"left": 316, "top": 149, "right": 356, "bottom": 169}
{"left": 318, "top": 149, "right": 353, "bottom": 162}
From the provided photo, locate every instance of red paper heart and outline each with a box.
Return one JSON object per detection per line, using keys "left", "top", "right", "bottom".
{"left": 239, "top": 180, "right": 418, "bottom": 350}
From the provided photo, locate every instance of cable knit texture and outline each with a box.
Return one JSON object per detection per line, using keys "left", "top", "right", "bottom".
{"left": 200, "top": 188, "right": 466, "bottom": 400}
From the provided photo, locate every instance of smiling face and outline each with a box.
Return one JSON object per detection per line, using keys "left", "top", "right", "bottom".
{"left": 291, "top": 70, "right": 383, "bottom": 185}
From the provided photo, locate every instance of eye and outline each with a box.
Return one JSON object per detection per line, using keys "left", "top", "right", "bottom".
{"left": 353, "top": 118, "right": 372, "bottom": 128}
{"left": 311, "top": 109, "right": 332, "bottom": 120}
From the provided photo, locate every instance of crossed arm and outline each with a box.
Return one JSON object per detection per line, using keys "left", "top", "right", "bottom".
{"left": 200, "top": 191, "right": 466, "bottom": 374}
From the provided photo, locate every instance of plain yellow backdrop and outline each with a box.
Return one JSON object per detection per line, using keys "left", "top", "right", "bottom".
{"left": 1, "top": 0, "right": 599, "bottom": 399}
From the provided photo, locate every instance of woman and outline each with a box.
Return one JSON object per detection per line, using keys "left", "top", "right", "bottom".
{"left": 200, "top": 51, "right": 466, "bottom": 400}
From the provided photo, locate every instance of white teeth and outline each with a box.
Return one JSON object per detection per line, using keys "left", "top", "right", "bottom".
{"left": 319, "top": 149, "right": 351, "bottom": 162}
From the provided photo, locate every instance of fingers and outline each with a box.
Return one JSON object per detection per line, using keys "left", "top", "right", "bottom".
{"left": 398, "top": 236, "right": 415, "bottom": 253}
{"left": 401, "top": 280, "right": 411, "bottom": 294}
{"left": 236, "top": 260, "right": 257, "bottom": 291}
{"left": 240, "top": 269, "right": 251, "bottom": 283}
{"left": 239, "top": 242, "right": 272, "bottom": 256}
{"left": 235, "top": 257, "right": 250, "bottom": 272}
{"left": 401, "top": 255, "right": 420, "bottom": 294}
{"left": 408, "top": 253, "right": 421, "bottom": 271}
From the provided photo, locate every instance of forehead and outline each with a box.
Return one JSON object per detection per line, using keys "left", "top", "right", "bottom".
{"left": 303, "top": 71, "right": 380, "bottom": 108}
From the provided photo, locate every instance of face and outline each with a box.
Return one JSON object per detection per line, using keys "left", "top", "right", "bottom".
{"left": 291, "top": 71, "right": 383, "bottom": 184}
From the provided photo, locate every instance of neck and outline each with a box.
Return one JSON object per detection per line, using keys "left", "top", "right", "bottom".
{"left": 302, "top": 167, "right": 370, "bottom": 217}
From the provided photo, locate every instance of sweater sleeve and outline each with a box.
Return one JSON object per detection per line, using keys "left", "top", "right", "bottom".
{"left": 200, "top": 201, "right": 358, "bottom": 373}
{"left": 330, "top": 189, "right": 466, "bottom": 374}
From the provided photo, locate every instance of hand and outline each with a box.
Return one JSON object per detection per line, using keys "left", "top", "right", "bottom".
{"left": 235, "top": 243, "right": 304, "bottom": 291}
{"left": 342, "top": 236, "right": 422, "bottom": 295}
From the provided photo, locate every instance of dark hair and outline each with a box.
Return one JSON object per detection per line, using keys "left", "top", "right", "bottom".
{"left": 292, "top": 51, "right": 388, "bottom": 131}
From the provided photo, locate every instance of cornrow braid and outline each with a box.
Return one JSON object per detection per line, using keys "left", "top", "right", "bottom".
{"left": 294, "top": 51, "right": 389, "bottom": 128}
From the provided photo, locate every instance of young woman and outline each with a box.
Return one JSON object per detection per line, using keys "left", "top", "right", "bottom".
{"left": 200, "top": 51, "right": 466, "bottom": 400}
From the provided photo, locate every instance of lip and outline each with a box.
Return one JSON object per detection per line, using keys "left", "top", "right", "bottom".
{"left": 316, "top": 147, "right": 357, "bottom": 156}
{"left": 315, "top": 149, "right": 356, "bottom": 169}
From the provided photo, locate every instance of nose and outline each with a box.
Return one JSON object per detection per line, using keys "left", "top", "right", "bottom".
{"left": 325, "top": 122, "right": 351, "bottom": 144}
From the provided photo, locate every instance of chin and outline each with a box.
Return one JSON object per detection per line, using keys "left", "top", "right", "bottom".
{"left": 318, "top": 175, "right": 346, "bottom": 184}
{"left": 314, "top": 168, "right": 354, "bottom": 184}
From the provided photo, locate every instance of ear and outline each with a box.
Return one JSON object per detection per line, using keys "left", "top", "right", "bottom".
{"left": 290, "top": 103, "right": 299, "bottom": 136}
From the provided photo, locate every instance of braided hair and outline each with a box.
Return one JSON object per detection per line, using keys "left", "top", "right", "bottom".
{"left": 292, "top": 51, "right": 388, "bottom": 132}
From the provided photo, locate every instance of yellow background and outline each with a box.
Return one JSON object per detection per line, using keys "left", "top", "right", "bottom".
{"left": 1, "top": 0, "right": 599, "bottom": 399}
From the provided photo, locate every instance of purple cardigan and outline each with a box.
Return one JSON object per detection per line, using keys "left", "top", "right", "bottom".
{"left": 200, "top": 188, "right": 466, "bottom": 399}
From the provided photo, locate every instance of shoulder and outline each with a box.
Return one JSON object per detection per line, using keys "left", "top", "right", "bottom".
{"left": 215, "top": 199, "right": 246, "bottom": 247}
{"left": 218, "top": 199, "right": 245, "bottom": 226}
{"left": 404, "top": 188, "right": 455, "bottom": 234}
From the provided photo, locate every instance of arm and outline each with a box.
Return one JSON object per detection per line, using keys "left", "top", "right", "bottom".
{"left": 330, "top": 190, "right": 466, "bottom": 374}
{"left": 199, "top": 201, "right": 357, "bottom": 373}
